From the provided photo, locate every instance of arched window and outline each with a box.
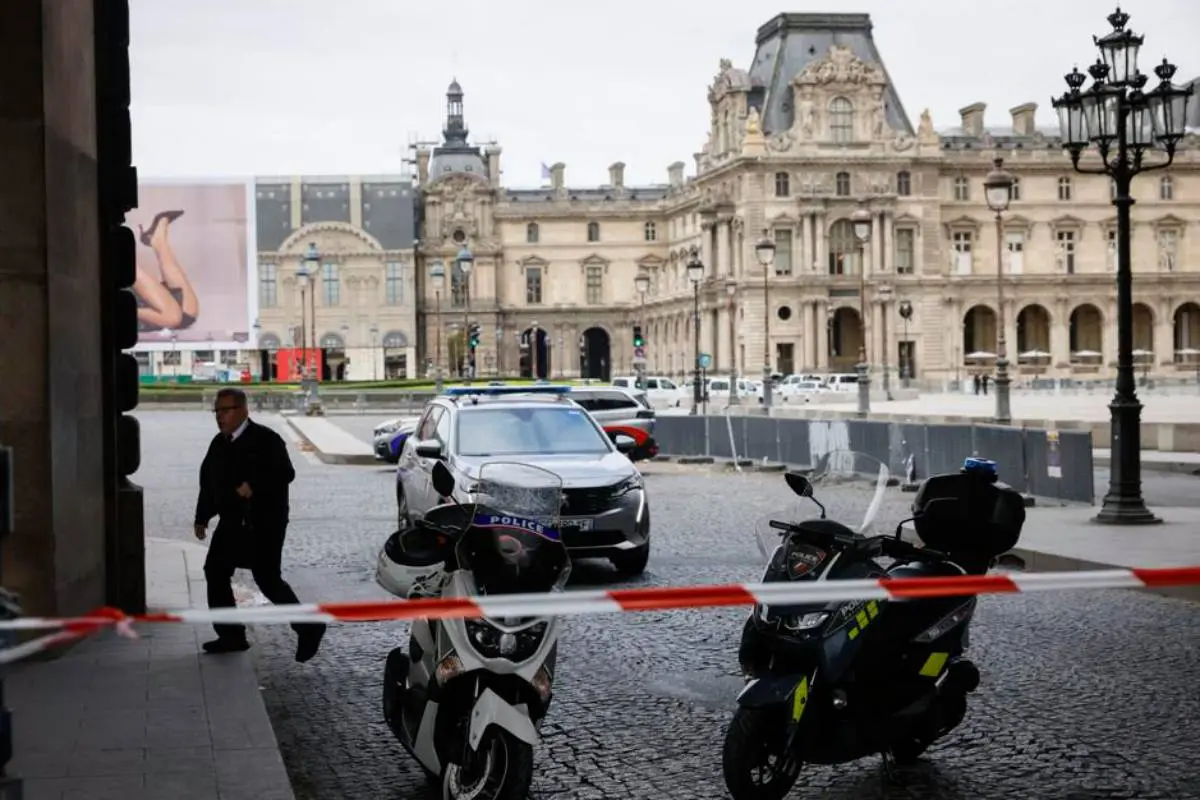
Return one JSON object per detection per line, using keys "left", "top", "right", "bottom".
{"left": 258, "top": 333, "right": 281, "bottom": 350}
{"left": 587, "top": 221, "right": 600, "bottom": 242}
{"left": 828, "top": 219, "right": 859, "bottom": 275}
{"left": 526, "top": 222, "right": 539, "bottom": 243}
{"left": 319, "top": 333, "right": 344, "bottom": 350}
{"left": 829, "top": 97, "right": 854, "bottom": 143}
{"left": 382, "top": 331, "right": 408, "bottom": 349}
{"left": 835, "top": 172, "right": 851, "bottom": 197}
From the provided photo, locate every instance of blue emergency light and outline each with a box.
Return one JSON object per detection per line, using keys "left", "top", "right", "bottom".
{"left": 443, "top": 385, "right": 571, "bottom": 398}
{"left": 962, "top": 457, "right": 998, "bottom": 478}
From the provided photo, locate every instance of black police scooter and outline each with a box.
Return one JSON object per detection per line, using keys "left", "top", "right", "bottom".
{"left": 722, "top": 458, "right": 1026, "bottom": 800}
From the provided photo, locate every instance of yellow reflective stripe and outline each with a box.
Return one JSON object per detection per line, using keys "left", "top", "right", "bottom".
{"left": 866, "top": 601, "right": 879, "bottom": 619}
{"left": 848, "top": 627, "right": 860, "bottom": 640}
{"left": 855, "top": 610, "right": 869, "bottom": 628}
{"left": 919, "top": 652, "right": 949, "bottom": 678}
{"left": 791, "top": 677, "right": 809, "bottom": 721}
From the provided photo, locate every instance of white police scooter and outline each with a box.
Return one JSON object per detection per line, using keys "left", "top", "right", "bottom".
{"left": 377, "top": 460, "right": 570, "bottom": 800}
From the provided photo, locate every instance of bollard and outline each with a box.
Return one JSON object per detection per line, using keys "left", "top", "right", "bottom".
{"left": 0, "top": 445, "right": 24, "bottom": 797}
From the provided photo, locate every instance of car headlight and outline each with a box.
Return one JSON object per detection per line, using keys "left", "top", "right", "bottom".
{"left": 464, "top": 619, "right": 548, "bottom": 662}
{"left": 613, "top": 474, "right": 643, "bottom": 496}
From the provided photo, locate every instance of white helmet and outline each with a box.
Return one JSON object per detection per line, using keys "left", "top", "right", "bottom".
{"left": 375, "top": 525, "right": 452, "bottom": 599}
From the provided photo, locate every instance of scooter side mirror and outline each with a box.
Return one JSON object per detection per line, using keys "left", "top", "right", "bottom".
{"left": 784, "top": 471, "right": 813, "bottom": 498}
{"left": 431, "top": 461, "right": 456, "bottom": 499}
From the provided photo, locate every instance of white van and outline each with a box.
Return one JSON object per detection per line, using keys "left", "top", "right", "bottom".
{"left": 825, "top": 373, "right": 860, "bottom": 393}
{"left": 612, "top": 375, "right": 686, "bottom": 407}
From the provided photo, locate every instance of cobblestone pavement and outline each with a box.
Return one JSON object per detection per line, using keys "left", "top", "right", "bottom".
{"left": 136, "top": 411, "right": 1200, "bottom": 800}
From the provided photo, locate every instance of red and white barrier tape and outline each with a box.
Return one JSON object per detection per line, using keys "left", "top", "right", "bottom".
{"left": 1, "top": 565, "right": 1197, "bottom": 665}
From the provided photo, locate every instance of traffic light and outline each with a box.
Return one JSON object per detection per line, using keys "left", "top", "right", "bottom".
{"left": 632, "top": 325, "right": 645, "bottom": 348}
{"left": 468, "top": 322, "right": 481, "bottom": 349}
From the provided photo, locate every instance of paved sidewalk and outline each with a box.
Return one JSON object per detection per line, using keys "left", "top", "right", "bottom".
{"left": 283, "top": 415, "right": 375, "bottom": 465}
{"left": 7, "top": 538, "right": 294, "bottom": 800}
{"left": 1093, "top": 448, "right": 1200, "bottom": 474}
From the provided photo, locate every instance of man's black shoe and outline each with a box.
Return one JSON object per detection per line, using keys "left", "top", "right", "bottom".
{"left": 202, "top": 637, "right": 251, "bottom": 655}
{"left": 295, "top": 624, "right": 326, "bottom": 663}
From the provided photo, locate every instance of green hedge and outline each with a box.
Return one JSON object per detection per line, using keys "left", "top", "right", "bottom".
{"left": 138, "top": 376, "right": 584, "bottom": 400}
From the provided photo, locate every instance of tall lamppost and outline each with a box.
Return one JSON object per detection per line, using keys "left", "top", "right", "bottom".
{"left": 339, "top": 322, "right": 350, "bottom": 381}
{"left": 531, "top": 320, "right": 541, "bottom": 380}
{"left": 1052, "top": 7, "right": 1191, "bottom": 525}
{"left": 726, "top": 283, "right": 740, "bottom": 405}
{"left": 556, "top": 335, "right": 564, "bottom": 379}
{"left": 984, "top": 157, "right": 1016, "bottom": 424}
{"left": 898, "top": 300, "right": 913, "bottom": 388}
{"left": 369, "top": 321, "right": 379, "bottom": 381}
{"left": 495, "top": 325, "right": 504, "bottom": 375}
{"left": 430, "top": 261, "right": 445, "bottom": 393}
{"left": 878, "top": 283, "right": 894, "bottom": 401}
{"left": 851, "top": 208, "right": 873, "bottom": 418}
{"left": 457, "top": 246, "right": 474, "bottom": 383}
{"left": 686, "top": 247, "right": 705, "bottom": 415}
{"left": 297, "top": 243, "right": 320, "bottom": 389}
{"left": 755, "top": 231, "right": 777, "bottom": 409}
{"left": 634, "top": 271, "right": 650, "bottom": 389}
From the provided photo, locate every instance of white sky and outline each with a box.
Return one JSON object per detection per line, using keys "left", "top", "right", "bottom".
{"left": 129, "top": 0, "right": 1199, "bottom": 187}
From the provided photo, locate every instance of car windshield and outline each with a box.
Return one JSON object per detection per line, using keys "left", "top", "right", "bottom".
{"left": 456, "top": 406, "right": 612, "bottom": 457}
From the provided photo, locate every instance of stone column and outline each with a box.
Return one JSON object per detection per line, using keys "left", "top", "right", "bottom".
{"left": 817, "top": 301, "right": 830, "bottom": 370}
{"left": 800, "top": 214, "right": 812, "bottom": 272}
{"left": 0, "top": 0, "right": 111, "bottom": 617}
{"left": 815, "top": 213, "right": 828, "bottom": 274}
{"left": 882, "top": 211, "right": 893, "bottom": 273}
{"left": 702, "top": 223, "right": 715, "bottom": 272}
{"left": 717, "top": 219, "right": 731, "bottom": 277}
{"left": 871, "top": 213, "right": 883, "bottom": 277}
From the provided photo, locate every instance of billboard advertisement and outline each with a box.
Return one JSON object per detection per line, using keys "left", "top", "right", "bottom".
{"left": 131, "top": 181, "right": 255, "bottom": 348}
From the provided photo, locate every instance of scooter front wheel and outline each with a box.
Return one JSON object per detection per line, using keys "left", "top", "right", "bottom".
{"left": 442, "top": 729, "right": 533, "bottom": 800}
{"left": 382, "top": 648, "right": 408, "bottom": 727}
{"left": 722, "top": 706, "right": 802, "bottom": 800}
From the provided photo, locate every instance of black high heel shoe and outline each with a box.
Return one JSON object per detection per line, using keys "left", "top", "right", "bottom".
{"left": 139, "top": 209, "right": 185, "bottom": 245}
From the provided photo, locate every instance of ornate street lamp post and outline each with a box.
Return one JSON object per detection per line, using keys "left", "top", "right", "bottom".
{"left": 457, "top": 246, "right": 474, "bottom": 383}
{"left": 1052, "top": 7, "right": 1192, "bottom": 525}
{"left": 898, "top": 300, "right": 913, "bottom": 388}
{"left": 429, "top": 261, "right": 446, "bottom": 394}
{"left": 634, "top": 271, "right": 650, "bottom": 390}
{"left": 984, "top": 157, "right": 1016, "bottom": 424}
{"left": 686, "top": 247, "right": 705, "bottom": 416}
{"left": 755, "top": 232, "right": 777, "bottom": 409}
{"left": 298, "top": 243, "right": 320, "bottom": 400}
{"left": 851, "top": 208, "right": 873, "bottom": 418}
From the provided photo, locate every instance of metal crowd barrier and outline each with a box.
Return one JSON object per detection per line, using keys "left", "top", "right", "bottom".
{"left": 654, "top": 415, "right": 1094, "bottom": 504}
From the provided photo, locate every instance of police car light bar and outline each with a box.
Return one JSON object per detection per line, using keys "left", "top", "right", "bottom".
{"left": 443, "top": 385, "right": 571, "bottom": 397}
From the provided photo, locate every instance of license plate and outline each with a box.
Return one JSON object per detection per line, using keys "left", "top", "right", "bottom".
{"left": 560, "top": 518, "right": 594, "bottom": 532}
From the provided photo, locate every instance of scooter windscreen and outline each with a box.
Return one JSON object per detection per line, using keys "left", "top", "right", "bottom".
{"left": 454, "top": 461, "right": 571, "bottom": 595}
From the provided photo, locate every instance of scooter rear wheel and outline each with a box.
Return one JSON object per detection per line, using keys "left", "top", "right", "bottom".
{"left": 382, "top": 648, "right": 408, "bottom": 727}
{"left": 722, "top": 707, "right": 802, "bottom": 800}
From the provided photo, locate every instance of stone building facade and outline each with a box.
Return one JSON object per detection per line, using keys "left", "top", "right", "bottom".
{"left": 253, "top": 174, "right": 418, "bottom": 380}
{"left": 414, "top": 12, "right": 1200, "bottom": 383}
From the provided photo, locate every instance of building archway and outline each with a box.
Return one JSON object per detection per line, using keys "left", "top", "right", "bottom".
{"left": 962, "top": 305, "right": 997, "bottom": 358}
{"left": 1068, "top": 304, "right": 1104, "bottom": 360}
{"left": 829, "top": 307, "right": 863, "bottom": 371}
{"left": 580, "top": 327, "right": 611, "bottom": 381}
{"left": 382, "top": 331, "right": 408, "bottom": 379}
{"left": 520, "top": 328, "right": 550, "bottom": 379}
{"left": 1016, "top": 304, "right": 1051, "bottom": 356}
{"left": 258, "top": 333, "right": 281, "bottom": 380}
{"left": 319, "top": 332, "right": 346, "bottom": 380}
{"left": 1173, "top": 302, "right": 1200, "bottom": 362}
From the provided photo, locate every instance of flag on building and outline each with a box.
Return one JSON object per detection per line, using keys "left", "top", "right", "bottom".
{"left": 540, "top": 163, "right": 552, "bottom": 182}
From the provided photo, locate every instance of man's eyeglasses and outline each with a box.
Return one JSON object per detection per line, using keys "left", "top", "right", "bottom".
{"left": 213, "top": 406, "right": 240, "bottom": 415}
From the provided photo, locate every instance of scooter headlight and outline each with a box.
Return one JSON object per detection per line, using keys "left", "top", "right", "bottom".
{"left": 464, "top": 619, "right": 549, "bottom": 662}
{"left": 782, "top": 612, "right": 829, "bottom": 632}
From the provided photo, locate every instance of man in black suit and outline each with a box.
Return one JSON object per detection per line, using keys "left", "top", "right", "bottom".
{"left": 194, "top": 388, "right": 325, "bottom": 661}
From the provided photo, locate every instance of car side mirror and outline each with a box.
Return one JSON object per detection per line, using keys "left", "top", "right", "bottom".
{"left": 784, "top": 471, "right": 813, "bottom": 498}
{"left": 431, "top": 460, "right": 456, "bottom": 498}
{"left": 415, "top": 439, "right": 443, "bottom": 460}
{"left": 613, "top": 433, "right": 637, "bottom": 454}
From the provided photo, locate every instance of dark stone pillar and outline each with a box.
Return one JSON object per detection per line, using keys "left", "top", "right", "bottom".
{"left": 0, "top": 0, "right": 112, "bottom": 618}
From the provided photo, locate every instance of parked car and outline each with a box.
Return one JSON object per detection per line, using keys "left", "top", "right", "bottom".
{"left": 395, "top": 385, "right": 651, "bottom": 576}
{"left": 612, "top": 375, "right": 686, "bottom": 408}
{"left": 374, "top": 418, "right": 420, "bottom": 463}
{"left": 566, "top": 386, "right": 658, "bottom": 462}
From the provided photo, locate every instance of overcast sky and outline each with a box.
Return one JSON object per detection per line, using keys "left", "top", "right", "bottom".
{"left": 130, "top": 0, "right": 1199, "bottom": 187}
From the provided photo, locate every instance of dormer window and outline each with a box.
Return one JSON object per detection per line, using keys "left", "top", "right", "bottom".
{"left": 829, "top": 97, "right": 854, "bottom": 143}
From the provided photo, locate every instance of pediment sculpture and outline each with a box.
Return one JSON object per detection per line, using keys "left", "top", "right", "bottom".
{"left": 794, "top": 45, "right": 886, "bottom": 87}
